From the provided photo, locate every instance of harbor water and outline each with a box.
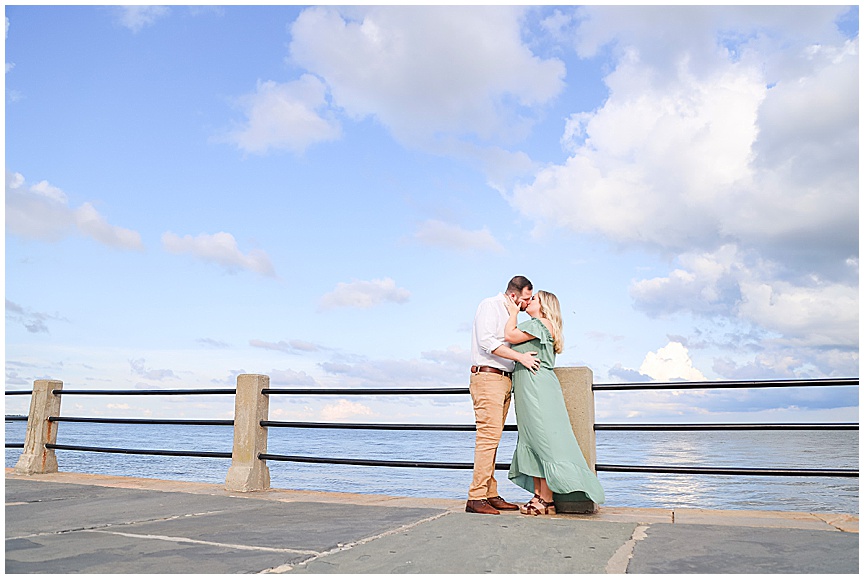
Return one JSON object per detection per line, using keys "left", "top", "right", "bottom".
{"left": 5, "top": 421, "right": 858, "bottom": 514}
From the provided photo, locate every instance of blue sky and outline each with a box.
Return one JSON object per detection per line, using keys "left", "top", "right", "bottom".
{"left": 5, "top": 5, "right": 859, "bottom": 426}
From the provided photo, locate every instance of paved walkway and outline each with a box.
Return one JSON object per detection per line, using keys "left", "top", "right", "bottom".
{"left": 5, "top": 470, "right": 859, "bottom": 574}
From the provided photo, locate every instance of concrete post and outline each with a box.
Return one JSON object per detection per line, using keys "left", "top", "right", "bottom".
{"left": 553, "top": 366, "right": 598, "bottom": 513}
{"left": 225, "top": 374, "right": 271, "bottom": 492}
{"left": 14, "top": 380, "right": 63, "bottom": 475}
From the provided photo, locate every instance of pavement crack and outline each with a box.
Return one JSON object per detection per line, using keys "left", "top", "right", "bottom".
{"left": 604, "top": 524, "right": 649, "bottom": 574}
{"left": 291, "top": 510, "right": 452, "bottom": 570}
{"left": 81, "top": 529, "right": 320, "bottom": 555}
{"left": 811, "top": 513, "right": 858, "bottom": 533}
{"left": 6, "top": 510, "right": 230, "bottom": 540}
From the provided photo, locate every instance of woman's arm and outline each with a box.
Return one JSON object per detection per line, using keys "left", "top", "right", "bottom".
{"left": 503, "top": 298, "right": 536, "bottom": 345}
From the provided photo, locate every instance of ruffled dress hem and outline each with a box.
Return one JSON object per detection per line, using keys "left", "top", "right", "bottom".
{"left": 508, "top": 445, "right": 605, "bottom": 504}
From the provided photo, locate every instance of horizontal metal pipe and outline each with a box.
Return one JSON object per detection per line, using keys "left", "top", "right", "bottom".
{"left": 7, "top": 416, "right": 859, "bottom": 432}
{"left": 52, "top": 389, "right": 236, "bottom": 396}
{"left": 5, "top": 443, "right": 24, "bottom": 448}
{"left": 48, "top": 416, "right": 234, "bottom": 426}
{"left": 258, "top": 453, "right": 504, "bottom": 470}
{"left": 257, "top": 455, "right": 858, "bottom": 478}
{"left": 595, "top": 464, "right": 858, "bottom": 478}
{"left": 8, "top": 378, "right": 853, "bottom": 397}
{"left": 46, "top": 443, "right": 231, "bottom": 459}
{"left": 262, "top": 388, "right": 469, "bottom": 395}
{"left": 7, "top": 416, "right": 859, "bottom": 431}
{"left": 261, "top": 421, "right": 857, "bottom": 432}
{"left": 595, "top": 423, "right": 858, "bottom": 431}
{"left": 261, "top": 420, "right": 517, "bottom": 431}
{"left": 4, "top": 378, "right": 857, "bottom": 397}
{"left": 593, "top": 378, "right": 858, "bottom": 391}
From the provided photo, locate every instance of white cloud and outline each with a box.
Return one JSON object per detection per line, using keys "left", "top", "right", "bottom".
{"left": 631, "top": 244, "right": 859, "bottom": 350}
{"left": 630, "top": 245, "right": 750, "bottom": 317}
{"left": 223, "top": 76, "right": 341, "bottom": 155}
{"left": 512, "top": 7, "right": 857, "bottom": 266}
{"left": 421, "top": 345, "right": 471, "bottom": 369}
{"left": 289, "top": 6, "right": 564, "bottom": 146}
{"left": 733, "top": 38, "right": 859, "bottom": 265}
{"left": 6, "top": 16, "right": 14, "bottom": 74}
{"left": 639, "top": 342, "right": 707, "bottom": 382}
{"left": 161, "top": 231, "right": 276, "bottom": 277}
{"left": 319, "top": 278, "right": 410, "bottom": 310}
{"left": 713, "top": 353, "right": 807, "bottom": 380}
{"left": 117, "top": 6, "right": 170, "bottom": 33}
{"left": 413, "top": 220, "right": 504, "bottom": 253}
{"left": 75, "top": 202, "right": 144, "bottom": 250}
{"left": 197, "top": 338, "right": 231, "bottom": 349}
{"left": 6, "top": 300, "right": 66, "bottom": 334}
{"left": 320, "top": 399, "right": 375, "bottom": 421}
{"left": 129, "top": 358, "right": 178, "bottom": 381}
{"left": 6, "top": 171, "right": 143, "bottom": 251}
{"left": 512, "top": 57, "right": 766, "bottom": 251}
{"left": 250, "top": 339, "right": 325, "bottom": 354}
{"left": 268, "top": 368, "right": 318, "bottom": 387}
{"left": 738, "top": 280, "right": 858, "bottom": 348}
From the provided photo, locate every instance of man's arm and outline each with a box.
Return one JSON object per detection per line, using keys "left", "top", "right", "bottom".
{"left": 491, "top": 344, "right": 539, "bottom": 373}
{"left": 474, "top": 300, "right": 506, "bottom": 355}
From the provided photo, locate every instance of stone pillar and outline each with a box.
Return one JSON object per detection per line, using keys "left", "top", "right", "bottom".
{"left": 14, "top": 380, "right": 63, "bottom": 475}
{"left": 225, "top": 374, "right": 271, "bottom": 492}
{"left": 553, "top": 366, "right": 598, "bottom": 513}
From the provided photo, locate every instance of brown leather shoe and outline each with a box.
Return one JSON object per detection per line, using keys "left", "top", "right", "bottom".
{"left": 486, "top": 496, "right": 519, "bottom": 510}
{"left": 465, "top": 499, "right": 500, "bottom": 515}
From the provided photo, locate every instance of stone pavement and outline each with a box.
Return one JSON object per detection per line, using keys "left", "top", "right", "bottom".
{"left": 5, "top": 470, "right": 859, "bottom": 574}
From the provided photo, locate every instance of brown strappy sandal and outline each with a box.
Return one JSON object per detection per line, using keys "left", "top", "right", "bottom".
{"left": 520, "top": 494, "right": 556, "bottom": 516}
{"left": 519, "top": 494, "right": 540, "bottom": 515}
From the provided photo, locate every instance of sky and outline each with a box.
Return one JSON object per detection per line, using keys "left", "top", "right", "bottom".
{"left": 4, "top": 5, "right": 859, "bottom": 428}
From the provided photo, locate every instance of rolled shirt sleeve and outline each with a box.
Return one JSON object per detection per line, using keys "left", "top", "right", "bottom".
{"left": 475, "top": 300, "right": 505, "bottom": 354}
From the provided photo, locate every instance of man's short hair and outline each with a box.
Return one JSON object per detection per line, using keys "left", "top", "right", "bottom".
{"left": 506, "top": 275, "right": 533, "bottom": 294}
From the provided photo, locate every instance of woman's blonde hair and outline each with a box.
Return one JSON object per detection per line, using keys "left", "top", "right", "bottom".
{"left": 537, "top": 290, "right": 564, "bottom": 354}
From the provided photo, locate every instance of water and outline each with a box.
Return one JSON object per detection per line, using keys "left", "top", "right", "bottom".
{"left": 5, "top": 421, "right": 858, "bottom": 514}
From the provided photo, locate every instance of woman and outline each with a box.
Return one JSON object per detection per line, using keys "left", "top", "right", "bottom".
{"left": 504, "top": 290, "right": 605, "bottom": 515}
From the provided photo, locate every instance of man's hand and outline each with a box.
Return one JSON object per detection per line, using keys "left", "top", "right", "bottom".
{"left": 519, "top": 351, "right": 540, "bottom": 374}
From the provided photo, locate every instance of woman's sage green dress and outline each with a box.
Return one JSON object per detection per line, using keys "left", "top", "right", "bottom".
{"left": 508, "top": 318, "right": 605, "bottom": 504}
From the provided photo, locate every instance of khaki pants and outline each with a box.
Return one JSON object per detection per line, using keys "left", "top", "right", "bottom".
{"left": 468, "top": 371, "right": 512, "bottom": 500}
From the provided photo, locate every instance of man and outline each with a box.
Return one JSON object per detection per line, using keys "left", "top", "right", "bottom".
{"left": 466, "top": 275, "right": 540, "bottom": 515}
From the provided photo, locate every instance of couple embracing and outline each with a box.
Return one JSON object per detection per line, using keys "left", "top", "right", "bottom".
{"left": 466, "top": 275, "right": 605, "bottom": 516}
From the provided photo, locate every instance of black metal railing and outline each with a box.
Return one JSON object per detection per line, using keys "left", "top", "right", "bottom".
{"left": 4, "top": 388, "right": 235, "bottom": 457}
{"left": 5, "top": 378, "right": 859, "bottom": 478}
{"left": 4, "top": 393, "right": 29, "bottom": 447}
{"left": 587, "top": 377, "right": 859, "bottom": 478}
{"left": 51, "top": 388, "right": 236, "bottom": 396}
{"left": 591, "top": 377, "right": 858, "bottom": 391}
{"left": 595, "top": 423, "right": 857, "bottom": 431}
{"left": 258, "top": 378, "right": 858, "bottom": 477}
{"left": 6, "top": 390, "right": 31, "bottom": 449}
{"left": 49, "top": 417, "right": 233, "bottom": 426}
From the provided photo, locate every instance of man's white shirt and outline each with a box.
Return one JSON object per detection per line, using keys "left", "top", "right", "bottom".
{"left": 471, "top": 293, "right": 515, "bottom": 372}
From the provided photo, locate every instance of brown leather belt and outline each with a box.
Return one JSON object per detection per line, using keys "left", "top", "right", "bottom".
{"left": 471, "top": 365, "right": 512, "bottom": 378}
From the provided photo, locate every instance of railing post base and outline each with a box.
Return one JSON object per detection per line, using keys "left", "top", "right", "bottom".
{"left": 225, "top": 374, "right": 271, "bottom": 492}
{"left": 553, "top": 367, "right": 598, "bottom": 514}
{"left": 553, "top": 491, "right": 599, "bottom": 514}
{"left": 14, "top": 380, "right": 63, "bottom": 475}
